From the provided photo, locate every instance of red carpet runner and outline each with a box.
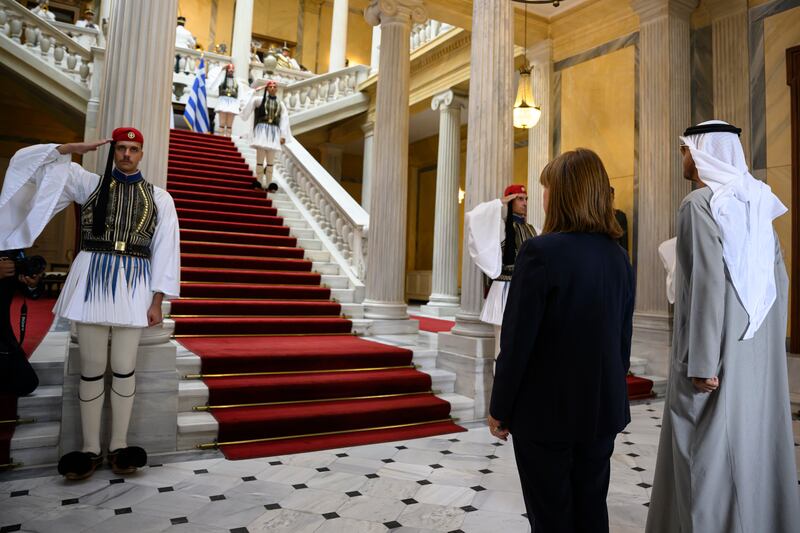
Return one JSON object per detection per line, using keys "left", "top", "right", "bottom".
{"left": 167, "top": 130, "right": 463, "bottom": 459}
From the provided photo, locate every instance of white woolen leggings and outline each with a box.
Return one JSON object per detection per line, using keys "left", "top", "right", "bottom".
{"left": 255, "top": 148, "right": 276, "bottom": 188}
{"left": 76, "top": 323, "right": 142, "bottom": 454}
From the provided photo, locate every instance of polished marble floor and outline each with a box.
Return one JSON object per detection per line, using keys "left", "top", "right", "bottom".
{"left": 1, "top": 400, "right": 798, "bottom": 533}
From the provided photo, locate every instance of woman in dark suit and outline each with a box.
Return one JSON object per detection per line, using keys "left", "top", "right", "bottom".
{"left": 488, "top": 148, "right": 634, "bottom": 533}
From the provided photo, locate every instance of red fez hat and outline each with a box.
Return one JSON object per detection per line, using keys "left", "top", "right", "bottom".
{"left": 504, "top": 184, "right": 527, "bottom": 197}
{"left": 112, "top": 127, "right": 144, "bottom": 144}
{"left": 265, "top": 79, "right": 278, "bottom": 87}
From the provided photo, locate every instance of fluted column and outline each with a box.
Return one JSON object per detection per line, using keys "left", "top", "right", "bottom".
{"left": 231, "top": 0, "right": 254, "bottom": 79}
{"left": 329, "top": 0, "right": 349, "bottom": 71}
{"left": 363, "top": 0, "right": 427, "bottom": 319}
{"left": 706, "top": 0, "right": 750, "bottom": 161}
{"left": 370, "top": 26, "right": 382, "bottom": 73}
{"left": 451, "top": 0, "right": 514, "bottom": 338}
{"left": 98, "top": 0, "right": 113, "bottom": 47}
{"left": 361, "top": 122, "right": 375, "bottom": 211}
{"left": 421, "top": 90, "right": 467, "bottom": 317}
{"left": 96, "top": 0, "right": 178, "bottom": 187}
{"left": 632, "top": 0, "right": 696, "bottom": 326}
{"left": 527, "top": 40, "right": 553, "bottom": 232}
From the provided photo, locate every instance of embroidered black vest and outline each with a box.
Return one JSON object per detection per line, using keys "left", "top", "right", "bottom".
{"left": 222, "top": 76, "right": 238, "bottom": 98}
{"left": 495, "top": 221, "right": 537, "bottom": 282}
{"left": 80, "top": 171, "right": 157, "bottom": 258}
{"left": 256, "top": 97, "right": 282, "bottom": 126}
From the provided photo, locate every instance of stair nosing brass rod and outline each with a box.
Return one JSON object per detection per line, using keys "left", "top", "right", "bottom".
{"left": 195, "top": 417, "right": 457, "bottom": 449}
{"left": 194, "top": 390, "right": 435, "bottom": 410}
{"left": 171, "top": 315, "right": 342, "bottom": 319}
{"left": 181, "top": 240, "right": 300, "bottom": 251}
{"left": 174, "top": 296, "right": 331, "bottom": 301}
{"left": 0, "top": 418, "right": 35, "bottom": 425}
{"left": 185, "top": 364, "right": 415, "bottom": 379}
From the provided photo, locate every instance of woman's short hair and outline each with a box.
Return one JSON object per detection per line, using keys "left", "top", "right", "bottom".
{"left": 540, "top": 148, "right": 623, "bottom": 239}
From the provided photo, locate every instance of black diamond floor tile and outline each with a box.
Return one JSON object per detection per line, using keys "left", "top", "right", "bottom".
{"left": 210, "top": 494, "right": 226, "bottom": 501}
{"left": 292, "top": 484, "right": 308, "bottom": 490}
{"left": 242, "top": 476, "right": 256, "bottom": 482}
{"left": 460, "top": 505, "right": 478, "bottom": 512}
{"left": 471, "top": 485, "right": 486, "bottom": 492}
{"left": 158, "top": 486, "right": 174, "bottom": 493}
{"left": 170, "top": 517, "right": 189, "bottom": 525}
{"left": 322, "top": 512, "right": 340, "bottom": 520}
{"left": 346, "top": 491, "right": 362, "bottom": 497}
{"left": 62, "top": 498, "right": 79, "bottom": 505}
{"left": 193, "top": 469, "right": 208, "bottom": 475}
{"left": 9, "top": 491, "right": 28, "bottom": 498}
{"left": 109, "top": 478, "right": 125, "bottom": 484}
{"left": 114, "top": 507, "right": 132, "bottom": 515}
{"left": 264, "top": 503, "right": 281, "bottom": 511}
{"left": 383, "top": 521, "right": 402, "bottom": 529}
{"left": 416, "top": 480, "right": 432, "bottom": 485}
{"left": 401, "top": 498, "right": 418, "bottom": 505}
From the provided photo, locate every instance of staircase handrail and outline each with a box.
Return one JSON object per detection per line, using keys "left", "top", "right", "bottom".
{"left": 278, "top": 140, "right": 369, "bottom": 282}
{"left": 51, "top": 20, "right": 99, "bottom": 42}
{"left": 280, "top": 64, "right": 369, "bottom": 114}
{"left": 410, "top": 19, "right": 455, "bottom": 53}
{"left": 0, "top": 0, "right": 91, "bottom": 60}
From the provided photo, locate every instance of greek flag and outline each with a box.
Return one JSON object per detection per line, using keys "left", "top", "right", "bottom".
{"left": 183, "top": 57, "right": 210, "bottom": 133}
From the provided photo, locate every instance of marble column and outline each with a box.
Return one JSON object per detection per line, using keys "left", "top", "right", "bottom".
{"left": 363, "top": 0, "right": 427, "bottom": 320}
{"left": 370, "top": 25, "right": 381, "bottom": 74}
{"left": 329, "top": 0, "right": 349, "bottom": 71}
{"left": 421, "top": 89, "right": 466, "bottom": 317}
{"left": 319, "top": 143, "right": 344, "bottom": 181}
{"left": 230, "top": 0, "right": 254, "bottom": 138}
{"left": 451, "top": 0, "right": 514, "bottom": 339}
{"left": 437, "top": 0, "right": 514, "bottom": 419}
{"left": 632, "top": 0, "right": 696, "bottom": 346}
{"left": 98, "top": 0, "right": 113, "bottom": 47}
{"left": 361, "top": 122, "right": 375, "bottom": 211}
{"left": 526, "top": 40, "right": 553, "bottom": 232}
{"left": 706, "top": 0, "right": 750, "bottom": 161}
{"left": 96, "top": 0, "right": 178, "bottom": 188}
{"left": 231, "top": 0, "right": 254, "bottom": 83}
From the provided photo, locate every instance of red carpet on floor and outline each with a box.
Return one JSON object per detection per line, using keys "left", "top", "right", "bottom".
{"left": 627, "top": 374, "right": 655, "bottom": 400}
{"left": 1, "top": 296, "right": 56, "bottom": 467}
{"left": 168, "top": 130, "right": 463, "bottom": 459}
{"left": 410, "top": 314, "right": 456, "bottom": 333}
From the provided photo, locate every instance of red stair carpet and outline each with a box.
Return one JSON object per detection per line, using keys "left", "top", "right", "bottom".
{"left": 1, "top": 296, "right": 56, "bottom": 468}
{"left": 167, "top": 129, "right": 463, "bottom": 459}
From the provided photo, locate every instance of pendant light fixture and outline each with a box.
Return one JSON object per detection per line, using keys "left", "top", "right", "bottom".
{"left": 513, "top": 1, "right": 541, "bottom": 129}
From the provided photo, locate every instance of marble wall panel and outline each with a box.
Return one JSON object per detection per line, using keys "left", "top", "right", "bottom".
{"left": 691, "top": 25, "right": 714, "bottom": 125}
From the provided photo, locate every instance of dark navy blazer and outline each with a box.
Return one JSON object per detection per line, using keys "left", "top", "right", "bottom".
{"left": 489, "top": 232, "right": 635, "bottom": 442}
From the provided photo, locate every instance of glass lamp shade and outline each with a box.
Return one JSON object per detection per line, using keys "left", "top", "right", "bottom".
{"left": 513, "top": 103, "right": 542, "bottom": 129}
{"left": 513, "top": 67, "right": 542, "bottom": 129}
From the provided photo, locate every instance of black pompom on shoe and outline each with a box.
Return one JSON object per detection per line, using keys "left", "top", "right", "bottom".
{"left": 57, "top": 451, "right": 103, "bottom": 480}
{"left": 107, "top": 446, "right": 147, "bottom": 475}
{"left": 251, "top": 180, "right": 263, "bottom": 189}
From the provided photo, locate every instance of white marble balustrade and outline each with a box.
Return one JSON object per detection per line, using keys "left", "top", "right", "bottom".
{"left": 277, "top": 141, "right": 369, "bottom": 282}
{"left": 52, "top": 20, "right": 100, "bottom": 49}
{"left": 0, "top": 0, "right": 93, "bottom": 89}
{"left": 280, "top": 64, "right": 369, "bottom": 115}
{"left": 410, "top": 19, "right": 454, "bottom": 53}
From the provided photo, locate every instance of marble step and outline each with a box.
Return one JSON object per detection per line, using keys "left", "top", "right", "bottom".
{"left": 176, "top": 353, "right": 202, "bottom": 378}
{"left": 11, "top": 421, "right": 60, "bottom": 451}
{"left": 312, "top": 261, "right": 341, "bottom": 275}
{"left": 29, "top": 331, "right": 70, "bottom": 386}
{"left": 340, "top": 303, "right": 364, "bottom": 319}
{"left": 304, "top": 249, "right": 330, "bottom": 262}
{"left": 640, "top": 375, "right": 668, "bottom": 397}
{"left": 321, "top": 274, "right": 349, "bottom": 289}
{"left": 297, "top": 237, "right": 322, "bottom": 251}
{"left": 411, "top": 348, "right": 437, "bottom": 370}
{"left": 177, "top": 411, "right": 217, "bottom": 450}
{"left": 290, "top": 227, "right": 315, "bottom": 240}
{"left": 17, "top": 385, "right": 63, "bottom": 423}
{"left": 282, "top": 216, "right": 310, "bottom": 229}
{"left": 273, "top": 199, "right": 296, "bottom": 210}
{"left": 629, "top": 356, "right": 648, "bottom": 376}
{"left": 330, "top": 287, "right": 355, "bottom": 303}
{"left": 437, "top": 393, "right": 476, "bottom": 423}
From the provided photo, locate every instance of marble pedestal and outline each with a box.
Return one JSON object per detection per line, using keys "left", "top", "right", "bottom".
{"left": 436, "top": 332, "right": 495, "bottom": 420}
{"left": 59, "top": 340, "right": 179, "bottom": 455}
{"left": 418, "top": 303, "right": 459, "bottom": 317}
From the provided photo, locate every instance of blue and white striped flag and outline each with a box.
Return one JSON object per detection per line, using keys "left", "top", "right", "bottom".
{"left": 183, "top": 57, "right": 210, "bottom": 133}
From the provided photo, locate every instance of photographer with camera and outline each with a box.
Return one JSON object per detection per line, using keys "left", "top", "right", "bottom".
{"left": 0, "top": 252, "right": 46, "bottom": 398}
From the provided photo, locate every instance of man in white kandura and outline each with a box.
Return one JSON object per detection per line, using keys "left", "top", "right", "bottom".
{"left": 646, "top": 120, "right": 800, "bottom": 532}
{"left": 174, "top": 16, "right": 196, "bottom": 50}
{"left": 465, "top": 184, "right": 537, "bottom": 362}
{"left": 241, "top": 79, "right": 291, "bottom": 189}
{"left": 74, "top": 9, "right": 99, "bottom": 48}
{"left": 0, "top": 127, "right": 180, "bottom": 481}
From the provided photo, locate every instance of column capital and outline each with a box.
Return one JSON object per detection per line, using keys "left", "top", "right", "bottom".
{"left": 365, "top": 0, "right": 428, "bottom": 28}
{"left": 631, "top": 0, "right": 697, "bottom": 23}
{"left": 431, "top": 89, "right": 467, "bottom": 112}
{"left": 704, "top": 0, "right": 747, "bottom": 20}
